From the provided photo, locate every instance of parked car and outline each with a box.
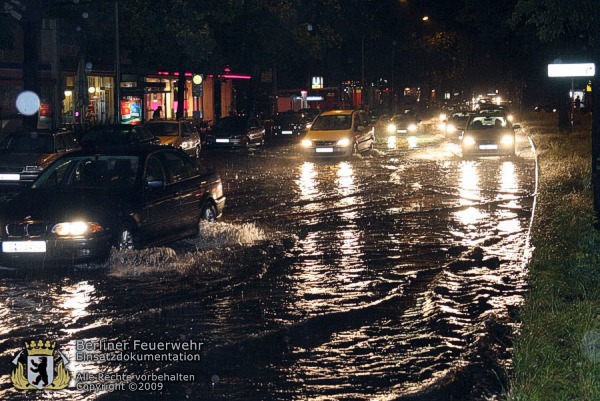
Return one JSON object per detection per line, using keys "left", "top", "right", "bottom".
{"left": 298, "top": 108, "right": 320, "bottom": 128}
{"left": 300, "top": 109, "right": 375, "bottom": 157}
{"left": 0, "top": 145, "right": 226, "bottom": 266}
{"left": 461, "top": 114, "right": 520, "bottom": 157}
{"left": 271, "top": 111, "right": 309, "bottom": 141}
{"left": 79, "top": 124, "right": 160, "bottom": 149}
{"left": 0, "top": 129, "right": 80, "bottom": 188}
{"left": 206, "top": 115, "right": 265, "bottom": 148}
{"left": 144, "top": 119, "right": 202, "bottom": 158}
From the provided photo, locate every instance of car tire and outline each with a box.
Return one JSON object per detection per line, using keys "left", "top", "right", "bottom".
{"left": 195, "top": 145, "right": 201, "bottom": 158}
{"left": 201, "top": 203, "right": 218, "bottom": 222}
{"left": 352, "top": 141, "right": 359, "bottom": 155}
{"left": 116, "top": 225, "right": 137, "bottom": 250}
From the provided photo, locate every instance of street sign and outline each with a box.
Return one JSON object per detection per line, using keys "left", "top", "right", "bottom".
{"left": 548, "top": 63, "right": 596, "bottom": 77}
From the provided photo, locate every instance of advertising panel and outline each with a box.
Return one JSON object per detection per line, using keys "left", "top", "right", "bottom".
{"left": 121, "top": 95, "right": 142, "bottom": 125}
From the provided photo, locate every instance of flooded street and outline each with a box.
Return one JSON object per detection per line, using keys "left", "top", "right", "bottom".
{"left": 0, "top": 126, "right": 536, "bottom": 400}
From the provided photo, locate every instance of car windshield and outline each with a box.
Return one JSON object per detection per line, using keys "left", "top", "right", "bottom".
{"left": 311, "top": 115, "right": 352, "bottom": 130}
{"left": 467, "top": 116, "right": 508, "bottom": 129}
{"left": 276, "top": 113, "right": 303, "bottom": 125}
{"left": 32, "top": 155, "right": 140, "bottom": 190}
{"left": 216, "top": 117, "right": 247, "bottom": 131}
{"left": 145, "top": 122, "right": 180, "bottom": 136}
{"left": 391, "top": 115, "right": 416, "bottom": 124}
{"left": 0, "top": 133, "right": 54, "bottom": 153}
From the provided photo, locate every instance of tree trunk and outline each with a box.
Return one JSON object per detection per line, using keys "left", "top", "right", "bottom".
{"left": 21, "top": 17, "right": 42, "bottom": 130}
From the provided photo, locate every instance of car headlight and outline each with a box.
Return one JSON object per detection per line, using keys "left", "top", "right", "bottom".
{"left": 463, "top": 136, "right": 476, "bottom": 146}
{"left": 501, "top": 134, "right": 514, "bottom": 145}
{"left": 301, "top": 139, "right": 313, "bottom": 148}
{"left": 439, "top": 113, "right": 447, "bottom": 121}
{"left": 507, "top": 114, "right": 514, "bottom": 122}
{"left": 408, "top": 123, "right": 417, "bottom": 132}
{"left": 24, "top": 165, "right": 44, "bottom": 173}
{"left": 446, "top": 124, "right": 456, "bottom": 133}
{"left": 387, "top": 123, "right": 397, "bottom": 133}
{"left": 52, "top": 221, "right": 103, "bottom": 236}
{"left": 336, "top": 138, "right": 351, "bottom": 147}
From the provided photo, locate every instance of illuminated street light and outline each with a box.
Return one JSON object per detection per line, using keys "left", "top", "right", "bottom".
{"left": 422, "top": 15, "right": 429, "bottom": 21}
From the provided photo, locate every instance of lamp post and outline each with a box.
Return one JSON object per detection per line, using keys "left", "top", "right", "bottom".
{"left": 391, "top": 40, "right": 397, "bottom": 112}
{"left": 114, "top": 1, "right": 120, "bottom": 123}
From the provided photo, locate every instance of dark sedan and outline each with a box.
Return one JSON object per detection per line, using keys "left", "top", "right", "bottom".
{"left": 271, "top": 111, "right": 309, "bottom": 141}
{"left": 206, "top": 116, "right": 265, "bottom": 147}
{"left": 0, "top": 145, "right": 226, "bottom": 266}
{"left": 0, "top": 130, "right": 80, "bottom": 188}
{"left": 79, "top": 124, "right": 160, "bottom": 149}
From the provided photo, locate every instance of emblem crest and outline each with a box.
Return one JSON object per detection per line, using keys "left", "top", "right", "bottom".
{"left": 11, "top": 340, "right": 70, "bottom": 390}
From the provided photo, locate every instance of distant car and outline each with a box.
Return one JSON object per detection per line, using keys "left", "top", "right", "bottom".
{"left": 443, "top": 110, "right": 475, "bottom": 138}
{"left": 144, "top": 119, "right": 202, "bottom": 158}
{"left": 271, "top": 111, "right": 309, "bottom": 141}
{"left": 478, "top": 103, "right": 515, "bottom": 122}
{"left": 461, "top": 114, "right": 520, "bottom": 157}
{"left": 206, "top": 116, "right": 265, "bottom": 148}
{"left": 298, "top": 108, "right": 320, "bottom": 127}
{"left": 300, "top": 109, "right": 375, "bottom": 156}
{"left": 0, "top": 129, "right": 81, "bottom": 188}
{"left": 79, "top": 124, "right": 160, "bottom": 149}
{"left": 386, "top": 113, "right": 421, "bottom": 135}
{"left": 0, "top": 145, "right": 226, "bottom": 265}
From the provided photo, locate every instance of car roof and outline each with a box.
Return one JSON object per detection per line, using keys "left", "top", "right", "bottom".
{"left": 6, "top": 130, "right": 73, "bottom": 137}
{"left": 63, "top": 144, "right": 169, "bottom": 157}
{"left": 319, "top": 109, "right": 357, "bottom": 117}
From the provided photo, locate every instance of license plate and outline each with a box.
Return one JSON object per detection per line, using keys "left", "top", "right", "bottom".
{"left": 0, "top": 174, "right": 20, "bottom": 181}
{"left": 282, "top": 130, "right": 293, "bottom": 135}
{"left": 2, "top": 241, "right": 46, "bottom": 253}
{"left": 316, "top": 147, "right": 334, "bottom": 153}
{"left": 397, "top": 129, "right": 408, "bottom": 134}
{"left": 479, "top": 144, "right": 498, "bottom": 150}
{"left": 216, "top": 138, "right": 229, "bottom": 143}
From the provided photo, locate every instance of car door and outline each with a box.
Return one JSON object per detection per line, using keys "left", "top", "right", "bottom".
{"left": 160, "top": 150, "right": 202, "bottom": 235}
{"left": 140, "top": 152, "right": 180, "bottom": 245}
{"left": 353, "top": 111, "right": 370, "bottom": 150}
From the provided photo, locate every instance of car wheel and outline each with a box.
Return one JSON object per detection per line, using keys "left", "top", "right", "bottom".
{"left": 195, "top": 145, "right": 201, "bottom": 158}
{"left": 352, "top": 141, "right": 359, "bottom": 155}
{"left": 201, "top": 203, "right": 218, "bottom": 222}
{"left": 116, "top": 225, "right": 136, "bottom": 250}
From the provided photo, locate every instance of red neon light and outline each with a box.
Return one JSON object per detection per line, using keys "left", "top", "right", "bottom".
{"left": 220, "top": 74, "right": 251, "bottom": 80}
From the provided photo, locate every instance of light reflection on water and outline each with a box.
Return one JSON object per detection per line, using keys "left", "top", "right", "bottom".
{"left": 0, "top": 142, "right": 536, "bottom": 400}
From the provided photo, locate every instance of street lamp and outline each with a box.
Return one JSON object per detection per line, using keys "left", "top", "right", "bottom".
{"left": 392, "top": 40, "right": 397, "bottom": 112}
{"left": 114, "top": 1, "right": 120, "bottom": 123}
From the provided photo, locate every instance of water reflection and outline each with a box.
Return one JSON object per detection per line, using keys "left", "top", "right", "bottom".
{"left": 499, "top": 161, "right": 518, "bottom": 199}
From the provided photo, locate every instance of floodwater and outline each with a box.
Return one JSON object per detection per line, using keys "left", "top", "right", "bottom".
{"left": 0, "top": 122, "right": 536, "bottom": 400}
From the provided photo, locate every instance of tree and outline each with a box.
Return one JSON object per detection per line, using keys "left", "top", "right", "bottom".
{"left": 511, "top": 0, "right": 600, "bottom": 220}
{"left": 1, "top": 0, "right": 52, "bottom": 129}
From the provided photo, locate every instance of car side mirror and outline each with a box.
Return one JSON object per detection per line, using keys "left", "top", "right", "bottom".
{"left": 146, "top": 180, "right": 165, "bottom": 189}
{"left": 356, "top": 125, "right": 365, "bottom": 131}
{"left": 182, "top": 131, "right": 190, "bottom": 137}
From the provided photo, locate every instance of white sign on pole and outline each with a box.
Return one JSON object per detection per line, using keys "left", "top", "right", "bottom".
{"left": 548, "top": 63, "right": 595, "bottom": 77}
